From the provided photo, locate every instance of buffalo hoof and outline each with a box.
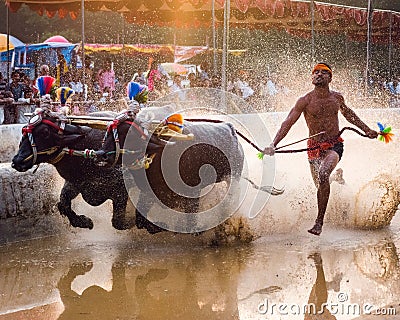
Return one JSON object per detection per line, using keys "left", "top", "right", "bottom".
{"left": 145, "top": 224, "right": 165, "bottom": 234}
{"left": 307, "top": 223, "right": 322, "bottom": 236}
{"left": 69, "top": 215, "right": 94, "bottom": 230}
{"left": 136, "top": 213, "right": 164, "bottom": 234}
{"left": 135, "top": 213, "right": 148, "bottom": 230}
{"left": 112, "top": 217, "right": 135, "bottom": 230}
{"left": 58, "top": 203, "right": 94, "bottom": 229}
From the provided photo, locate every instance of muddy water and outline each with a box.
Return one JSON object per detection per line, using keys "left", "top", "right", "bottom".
{"left": 1, "top": 215, "right": 400, "bottom": 320}
{"left": 1, "top": 107, "right": 399, "bottom": 319}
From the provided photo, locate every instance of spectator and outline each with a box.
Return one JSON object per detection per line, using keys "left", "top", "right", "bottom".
{"left": 233, "top": 71, "right": 254, "bottom": 100}
{"left": 2, "top": 71, "right": 21, "bottom": 123}
{"left": 97, "top": 58, "right": 115, "bottom": 98}
{"left": 6, "top": 71, "right": 26, "bottom": 102}
{"left": 188, "top": 73, "right": 199, "bottom": 88}
{"left": 35, "top": 65, "right": 56, "bottom": 98}
{"left": 131, "top": 67, "right": 147, "bottom": 85}
{"left": 0, "top": 89, "right": 15, "bottom": 124}
{"left": 266, "top": 74, "right": 279, "bottom": 96}
{"left": 56, "top": 51, "right": 69, "bottom": 87}
{"left": 21, "top": 73, "right": 34, "bottom": 94}
{"left": 23, "top": 86, "right": 34, "bottom": 103}
{"left": 0, "top": 72, "right": 7, "bottom": 92}
{"left": 211, "top": 74, "right": 221, "bottom": 88}
{"left": 169, "top": 74, "right": 183, "bottom": 93}
{"left": 169, "top": 74, "right": 186, "bottom": 100}
{"left": 83, "top": 57, "right": 94, "bottom": 100}
{"left": 39, "top": 64, "right": 51, "bottom": 76}
{"left": 395, "top": 78, "right": 400, "bottom": 94}
{"left": 67, "top": 71, "right": 84, "bottom": 99}
{"left": 147, "top": 60, "right": 165, "bottom": 100}
{"left": 202, "top": 78, "right": 212, "bottom": 88}
{"left": 198, "top": 61, "right": 210, "bottom": 81}
{"left": 147, "top": 60, "right": 162, "bottom": 91}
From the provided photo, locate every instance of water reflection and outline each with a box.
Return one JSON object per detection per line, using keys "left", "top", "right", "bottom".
{"left": 57, "top": 260, "right": 135, "bottom": 319}
{"left": 237, "top": 230, "right": 400, "bottom": 320}
{"left": 305, "top": 252, "right": 337, "bottom": 320}
{"left": 354, "top": 238, "right": 400, "bottom": 282}
{"left": 0, "top": 230, "right": 399, "bottom": 320}
{"left": 53, "top": 245, "right": 249, "bottom": 320}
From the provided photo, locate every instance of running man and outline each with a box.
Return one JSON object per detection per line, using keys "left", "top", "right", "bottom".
{"left": 263, "top": 63, "right": 378, "bottom": 236}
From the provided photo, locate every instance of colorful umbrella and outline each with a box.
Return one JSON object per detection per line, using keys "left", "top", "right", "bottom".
{"left": 44, "top": 35, "right": 71, "bottom": 44}
{"left": 0, "top": 34, "right": 24, "bottom": 52}
{"left": 159, "top": 62, "right": 188, "bottom": 75}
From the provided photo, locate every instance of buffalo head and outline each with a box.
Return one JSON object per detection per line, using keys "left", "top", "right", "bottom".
{"left": 95, "top": 111, "right": 170, "bottom": 168}
{"left": 11, "top": 107, "right": 87, "bottom": 172}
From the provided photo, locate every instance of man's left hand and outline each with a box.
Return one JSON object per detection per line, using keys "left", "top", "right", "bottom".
{"left": 365, "top": 129, "right": 379, "bottom": 139}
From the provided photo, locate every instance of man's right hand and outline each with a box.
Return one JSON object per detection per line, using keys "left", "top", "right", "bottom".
{"left": 263, "top": 143, "right": 276, "bottom": 156}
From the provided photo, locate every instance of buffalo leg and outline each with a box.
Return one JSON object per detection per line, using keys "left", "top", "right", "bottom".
{"left": 180, "top": 194, "right": 200, "bottom": 233}
{"left": 57, "top": 261, "right": 93, "bottom": 308}
{"left": 136, "top": 192, "right": 164, "bottom": 234}
{"left": 111, "top": 190, "right": 135, "bottom": 230}
{"left": 58, "top": 181, "right": 94, "bottom": 229}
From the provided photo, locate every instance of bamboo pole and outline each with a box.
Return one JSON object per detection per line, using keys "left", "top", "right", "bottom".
{"left": 212, "top": 0, "right": 217, "bottom": 74}
{"left": 388, "top": 12, "right": 393, "bottom": 80}
{"left": 311, "top": 0, "right": 315, "bottom": 65}
{"left": 81, "top": 0, "right": 86, "bottom": 98}
{"left": 364, "top": 0, "right": 373, "bottom": 95}
{"left": 221, "top": 0, "right": 230, "bottom": 92}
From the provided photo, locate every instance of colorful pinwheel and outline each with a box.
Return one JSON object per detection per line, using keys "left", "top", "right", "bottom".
{"left": 377, "top": 122, "right": 394, "bottom": 144}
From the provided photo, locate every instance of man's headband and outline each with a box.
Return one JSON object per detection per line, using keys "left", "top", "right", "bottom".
{"left": 312, "top": 63, "right": 332, "bottom": 75}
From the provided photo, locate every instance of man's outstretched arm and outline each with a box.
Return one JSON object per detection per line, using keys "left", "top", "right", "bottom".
{"left": 339, "top": 99, "right": 378, "bottom": 139}
{"left": 264, "top": 97, "right": 305, "bottom": 155}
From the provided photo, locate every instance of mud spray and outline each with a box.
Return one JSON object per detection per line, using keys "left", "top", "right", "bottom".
{"left": 129, "top": 107, "right": 398, "bottom": 245}
{"left": 207, "top": 109, "right": 400, "bottom": 241}
{"left": 52, "top": 108, "right": 400, "bottom": 246}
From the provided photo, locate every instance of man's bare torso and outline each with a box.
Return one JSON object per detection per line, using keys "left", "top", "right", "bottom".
{"left": 301, "top": 90, "right": 343, "bottom": 141}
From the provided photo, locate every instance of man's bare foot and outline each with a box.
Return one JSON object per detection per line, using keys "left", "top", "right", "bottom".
{"left": 308, "top": 223, "right": 323, "bottom": 236}
{"left": 330, "top": 168, "right": 345, "bottom": 185}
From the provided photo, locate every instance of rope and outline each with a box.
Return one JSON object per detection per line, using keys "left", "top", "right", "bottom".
{"left": 185, "top": 118, "right": 371, "bottom": 154}
{"left": 275, "top": 127, "right": 368, "bottom": 154}
{"left": 185, "top": 118, "right": 264, "bottom": 152}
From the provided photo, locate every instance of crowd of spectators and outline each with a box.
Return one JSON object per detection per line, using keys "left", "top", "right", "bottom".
{"left": 2, "top": 55, "right": 400, "bottom": 124}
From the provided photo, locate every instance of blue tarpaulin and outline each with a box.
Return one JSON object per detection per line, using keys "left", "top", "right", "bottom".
{"left": 0, "top": 42, "right": 77, "bottom": 64}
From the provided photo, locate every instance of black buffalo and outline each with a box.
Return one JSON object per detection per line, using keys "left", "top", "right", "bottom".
{"left": 96, "top": 111, "right": 248, "bottom": 233}
{"left": 11, "top": 107, "right": 161, "bottom": 232}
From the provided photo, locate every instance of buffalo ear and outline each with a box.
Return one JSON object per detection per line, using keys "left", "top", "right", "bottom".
{"left": 59, "top": 134, "right": 85, "bottom": 147}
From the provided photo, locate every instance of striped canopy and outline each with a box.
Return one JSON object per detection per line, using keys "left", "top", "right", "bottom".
{"left": 5, "top": 0, "right": 400, "bottom": 44}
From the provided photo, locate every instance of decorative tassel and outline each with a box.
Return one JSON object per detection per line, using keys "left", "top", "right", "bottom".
{"left": 126, "top": 81, "right": 148, "bottom": 104}
{"left": 56, "top": 87, "right": 75, "bottom": 105}
{"left": 36, "top": 76, "right": 56, "bottom": 96}
{"left": 164, "top": 113, "right": 184, "bottom": 133}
